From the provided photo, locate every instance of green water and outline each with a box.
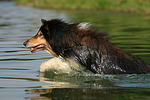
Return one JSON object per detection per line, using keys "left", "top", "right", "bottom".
{"left": 0, "top": 1, "right": 150, "bottom": 100}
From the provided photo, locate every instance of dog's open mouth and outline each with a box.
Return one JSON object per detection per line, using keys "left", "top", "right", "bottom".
{"left": 28, "top": 44, "right": 46, "bottom": 53}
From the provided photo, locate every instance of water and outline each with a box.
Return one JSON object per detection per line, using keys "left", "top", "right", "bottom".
{"left": 0, "top": 1, "right": 150, "bottom": 100}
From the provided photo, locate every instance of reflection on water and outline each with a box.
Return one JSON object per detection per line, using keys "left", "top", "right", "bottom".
{"left": 0, "top": 1, "right": 150, "bottom": 100}
{"left": 26, "top": 88, "right": 150, "bottom": 100}
{"left": 26, "top": 72, "right": 150, "bottom": 100}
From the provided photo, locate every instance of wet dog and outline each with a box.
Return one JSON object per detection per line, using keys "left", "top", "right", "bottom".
{"left": 23, "top": 19, "right": 150, "bottom": 74}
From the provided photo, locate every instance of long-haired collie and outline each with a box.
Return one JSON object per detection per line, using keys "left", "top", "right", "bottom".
{"left": 23, "top": 19, "right": 150, "bottom": 74}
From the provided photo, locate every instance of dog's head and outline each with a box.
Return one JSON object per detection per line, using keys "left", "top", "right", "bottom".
{"left": 23, "top": 19, "right": 93, "bottom": 57}
{"left": 23, "top": 19, "right": 58, "bottom": 56}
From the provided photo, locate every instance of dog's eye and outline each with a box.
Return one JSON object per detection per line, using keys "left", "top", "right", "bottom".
{"left": 38, "top": 33, "right": 43, "bottom": 37}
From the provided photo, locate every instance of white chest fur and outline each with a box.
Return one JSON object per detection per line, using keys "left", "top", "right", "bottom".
{"left": 40, "top": 57, "right": 84, "bottom": 74}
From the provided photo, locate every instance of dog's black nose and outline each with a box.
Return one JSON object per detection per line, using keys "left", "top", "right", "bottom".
{"left": 23, "top": 40, "right": 28, "bottom": 46}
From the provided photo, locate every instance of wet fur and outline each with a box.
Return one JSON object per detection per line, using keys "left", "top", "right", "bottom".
{"left": 25, "top": 19, "right": 150, "bottom": 74}
{"left": 40, "top": 57, "right": 85, "bottom": 74}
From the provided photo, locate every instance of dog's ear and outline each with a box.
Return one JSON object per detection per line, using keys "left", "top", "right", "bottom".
{"left": 41, "top": 19, "right": 47, "bottom": 25}
{"left": 41, "top": 19, "right": 49, "bottom": 30}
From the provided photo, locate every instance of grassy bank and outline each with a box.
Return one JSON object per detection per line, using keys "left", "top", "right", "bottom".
{"left": 14, "top": 0, "right": 150, "bottom": 14}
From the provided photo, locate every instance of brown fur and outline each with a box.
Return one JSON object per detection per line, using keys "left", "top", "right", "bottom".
{"left": 79, "top": 29, "right": 131, "bottom": 59}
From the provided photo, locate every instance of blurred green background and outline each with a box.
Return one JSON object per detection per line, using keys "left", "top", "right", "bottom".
{"left": 13, "top": 0, "right": 150, "bottom": 14}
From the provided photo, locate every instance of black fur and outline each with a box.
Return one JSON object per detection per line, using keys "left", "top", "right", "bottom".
{"left": 40, "top": 19, "right": 149, "bottom": 74}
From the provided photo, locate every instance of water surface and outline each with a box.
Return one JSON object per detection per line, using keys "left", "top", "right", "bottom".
{"left": 0, "top": 1, "right": 150, "bottom": 100}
